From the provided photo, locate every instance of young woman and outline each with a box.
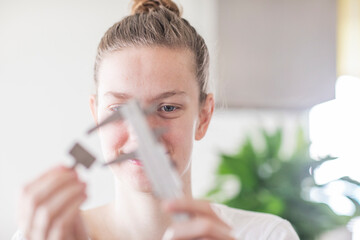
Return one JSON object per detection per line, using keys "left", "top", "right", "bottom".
{"left": 14, "top": 0, "right": 299, "bottom": 239}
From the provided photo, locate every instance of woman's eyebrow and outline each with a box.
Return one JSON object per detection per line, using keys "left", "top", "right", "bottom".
{"left": 103, "top": 91, "right": 132, "bottom": 100}
{"left": 103, "top": 90, "right": 187, "bottom": 101}
{"left": 151, "top": 90, "right": 187, "bottom": 102}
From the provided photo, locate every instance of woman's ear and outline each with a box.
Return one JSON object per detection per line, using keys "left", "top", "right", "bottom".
{"left": 89, "top": 94, "right": 98, "bottom": 125}
{"left": 195, "top": 93, "right": 215, "bottom": 140}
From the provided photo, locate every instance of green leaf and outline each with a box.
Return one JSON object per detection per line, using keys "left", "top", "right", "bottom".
{"left": 309, "top": 155, "right": 338, "bottom": 172}
{"left": 346, "top": 196, "right": 360, "bottom": 216}
{"left": 262, "top": 128, "right": 283, "bottom": 160}
{"left": 340, "top": 176, "right": 360, "bottom": 186}
{"left": 205, "top": 126, "right": 358, "bottom": 239}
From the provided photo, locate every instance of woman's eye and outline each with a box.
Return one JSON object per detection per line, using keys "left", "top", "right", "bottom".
{"left": 109, "top": 105, "right": 121, "bottom": 112}
{"left": 160, "top": 105, "right": 177, "bottom": 112}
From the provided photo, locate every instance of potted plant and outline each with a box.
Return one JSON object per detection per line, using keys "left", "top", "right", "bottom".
{"left": 206, "top": 128, "right": 360, "bottom": 239}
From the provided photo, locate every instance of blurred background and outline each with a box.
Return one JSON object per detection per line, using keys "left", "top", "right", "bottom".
{"left": 0, "top": 0, "right": 359, "bottom": 239}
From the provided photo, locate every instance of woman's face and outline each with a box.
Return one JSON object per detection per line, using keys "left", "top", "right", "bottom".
{"left": 90, "top": 47, "right": 213, "bottom": 192}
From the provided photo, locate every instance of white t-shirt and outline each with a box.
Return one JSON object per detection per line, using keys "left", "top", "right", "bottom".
{"left": 13, "top": 204, "right": 299, "bottom": 240}
{"left": 211, "top": 203, "right": 300, "bottom": 240}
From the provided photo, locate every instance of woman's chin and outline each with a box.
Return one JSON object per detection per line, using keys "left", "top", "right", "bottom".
{"left": 111, "top": 161, "right": 153, "bottom": 193}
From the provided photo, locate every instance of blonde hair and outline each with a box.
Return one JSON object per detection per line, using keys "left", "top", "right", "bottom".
{"left": 94, "top": 0, "right": 209, "bottom": 102}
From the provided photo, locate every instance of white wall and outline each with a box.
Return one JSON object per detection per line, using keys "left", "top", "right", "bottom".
{"left": 0, "top": 0, "right": 218, "bottom": 237}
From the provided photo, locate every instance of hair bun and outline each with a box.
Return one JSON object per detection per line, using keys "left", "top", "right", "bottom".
{"left": 131, "top": 0, "right": 181, "bottom": 17}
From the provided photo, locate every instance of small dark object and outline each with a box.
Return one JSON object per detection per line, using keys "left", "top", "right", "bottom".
{"left": 69, "top": 143, "right": 96, "bottom": 169}
{"left": 87, "top": 111, "right": 123, "bottom": 134}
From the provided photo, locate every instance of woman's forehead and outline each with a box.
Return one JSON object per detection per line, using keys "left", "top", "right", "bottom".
{"left": 98, "top": 47, "right": 196, "bottom": 81}
{"left": 97, "top": 47, "right": 198, "bottom": 98}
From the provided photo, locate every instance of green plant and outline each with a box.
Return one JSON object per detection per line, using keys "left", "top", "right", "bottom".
{"left": 206, "top": 127, "right": 360, "bottom": 240}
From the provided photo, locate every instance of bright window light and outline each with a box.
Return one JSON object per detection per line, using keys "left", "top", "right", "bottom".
{"left": 309, "top": 75, "right": 360, "bottom": 216}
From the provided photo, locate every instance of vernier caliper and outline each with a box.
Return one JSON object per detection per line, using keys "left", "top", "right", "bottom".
{"left": 69, "top": 99, "right": 184, "bottom": 201}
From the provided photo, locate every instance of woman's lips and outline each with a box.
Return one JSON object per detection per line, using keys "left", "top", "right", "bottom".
{"left": 129, "top": 159, "right": 142, "bottom": 166}
{"left": 119, "top": 152, "right": 172, "bottom": 167}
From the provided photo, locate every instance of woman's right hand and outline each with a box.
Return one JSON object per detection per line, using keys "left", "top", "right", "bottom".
{"left": 18, "top": 165, "right": 88, "bottom": 240}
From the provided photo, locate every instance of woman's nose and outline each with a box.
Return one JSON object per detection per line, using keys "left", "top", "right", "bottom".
{"left": 122, "top": 110, "right": 164, "bottom": 152}
{"left": 122, "top": 123, "right": 138, "bottom": 153}
{"left": 146, "top": 114, "right": 168, "bottom": 145}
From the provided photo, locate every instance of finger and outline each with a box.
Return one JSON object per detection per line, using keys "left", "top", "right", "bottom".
{"left": 20, "top": 166, "right": 76, "bottom": 237}
{"left": 162, "top": 199, "right": 218, "bottom": 219}
{"left": 23, "top": 165, "right": 69, "bottom": 193}
{"left": 21, "top": 171, "right": 79, "bottom": 236}
{"left": 32, "top": 181, "right": 87, "bottom": 240}
{"left": 47, "top": 194, "right": 87, "bottom": 240}
{"left": 27, "top": 169, "right": 78, "bottom": 208}
{"left": 163, "top": 217, "right": 233, "bottom": 240}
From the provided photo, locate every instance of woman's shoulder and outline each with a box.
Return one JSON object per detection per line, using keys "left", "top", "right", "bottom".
{"left": 210, "top": 203, "right": 299, "bottom": 240}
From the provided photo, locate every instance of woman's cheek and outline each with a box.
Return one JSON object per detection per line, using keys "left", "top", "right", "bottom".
{"left": 166, "top": 119, "right": 195, "bottom": 170}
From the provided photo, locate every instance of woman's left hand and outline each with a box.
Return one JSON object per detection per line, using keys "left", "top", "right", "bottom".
{"left": 162, "top": 198, "right": 236, "bottom": 240}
